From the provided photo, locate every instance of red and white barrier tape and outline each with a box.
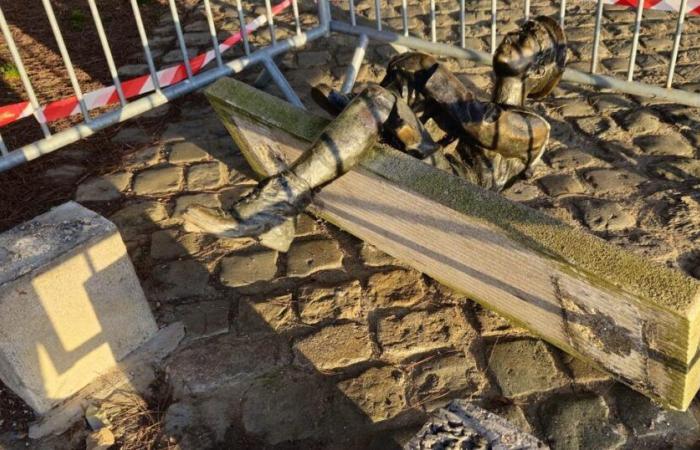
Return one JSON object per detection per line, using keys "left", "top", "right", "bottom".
{"left": 0, "top": 0, "right": 291, "bottom": 128}
{"left": 607, "top": 0, "right": 700, "bottom": 16}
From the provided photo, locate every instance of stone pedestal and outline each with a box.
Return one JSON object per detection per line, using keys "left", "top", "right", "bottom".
{"left": 0, "top": 202, "right": 157, "bottom": 414}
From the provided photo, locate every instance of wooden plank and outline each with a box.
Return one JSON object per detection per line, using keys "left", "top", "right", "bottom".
{"left": 205, "top": 77, "right": 700, "bottom": 410}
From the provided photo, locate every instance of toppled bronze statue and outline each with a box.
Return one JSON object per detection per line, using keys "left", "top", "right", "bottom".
{"left": 183, "top": 16, "right": 567, "bottom": 248}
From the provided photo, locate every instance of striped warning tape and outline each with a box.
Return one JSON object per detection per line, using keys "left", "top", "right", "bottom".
{"left": 0, "top": 0, "right": 292, "bottom": 128}
{"left": 607, "top": 0, "right": 700, "bottom": 16}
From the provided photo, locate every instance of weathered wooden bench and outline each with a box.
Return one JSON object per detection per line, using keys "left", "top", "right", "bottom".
{"left": 205, "top": 77, "right": 700, "bottom": 410}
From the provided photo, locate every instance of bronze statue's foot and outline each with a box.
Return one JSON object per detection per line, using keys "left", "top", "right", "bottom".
{"left": 182, "top": 205, "right": 245, "bottom": 237}
{"left": 492, "top": 16, "right": 567, "bottom": 106}
{"left": 310, "top": 84, "right": 352, "bottom": 115}
{"left": 183, "top": 171, "right": 311, "bottom": 239}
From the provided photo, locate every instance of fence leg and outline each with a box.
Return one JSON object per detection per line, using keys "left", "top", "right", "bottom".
{"left": 262, "top": 57, "right": 305, "bottom": 109}
{"left": 340, "top": 34, "right": 369, "bottom": 95}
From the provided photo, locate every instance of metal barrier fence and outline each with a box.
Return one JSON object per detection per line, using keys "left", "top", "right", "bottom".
{"left": 0, "top": 0, "right": 330, "bottom": 172}
{"left": 0, "top": 0, "right": 698, "bottom": 173}
{"left": 333, "top": 0, "right": 700, "bottom": 106}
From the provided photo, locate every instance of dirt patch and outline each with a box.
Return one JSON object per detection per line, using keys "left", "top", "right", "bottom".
{"left": 0, "top": 380, "right": 34, "bottom": 436}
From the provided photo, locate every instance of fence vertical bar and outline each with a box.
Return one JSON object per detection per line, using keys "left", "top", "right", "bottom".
{"left": 130, "top": 0, "right": 161, "bottom": 92}
{"left": 491, "top": 0, "right": 497, "bottom": 54}
{"left": 0, "top": 134, "right": 8, "bottom": 156}
{"left": 627, "top": 0, "right": 644, "bottom": 81}
{"left": 0, "top": 6, "right": 50, "bottom": 137}
{"left": 402, "top": 0, "right": 409, "bottom": 36}
{"left": 41, "top": 0, "right": 91, "bottom": 122}
{"left": 430, "top": 0, "right": 436, "bottom": 42}
{"left": 168, "top": 0, "right": 193, "bottom": 79}
{"left": 292, "top": 0, "right": 302, "bottom": 35}
{"left": 460, "top": 0, "right": 466, "bottom": 48}
{"left": 87, "top": 0, "right": 126, "bottom": 106}
{"left": 262, "top": 58, "right": 304, "bottom": 108}
{"left": 341, "top": 34, "right": 369, "bottom": 94}
{"left": 524, "top": 0, "right": 531, "bottom": 21}
{"left": 236, "top": 0, "right": 251, "bottom": 55}
{"left": 374, "top": 0, "right": 382, "bottom": 30}
{"left": 559, "top": 0, "right": 566, "bottom": 28}
{"left": 349, "top": 0, "right": 357, "bottom": 26}
{"left": 666, "top": 0, "right": 688, "bottom": 88}
{"left": 590, "top": 0, "right": 604, "bottom": 74}
{"left": 264, "top": 0, "right": 278, "bottom": 45}
{"left": 204, "top": 0, "right": 223, "bottom": 67}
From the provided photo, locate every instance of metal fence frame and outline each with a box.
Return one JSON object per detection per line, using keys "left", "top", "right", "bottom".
{"left": 0, "top": 0, "right": 698, "bottom": 174}
{"left": 333, "top": 0, "right": 700, "bottom": 108}
{"left": 0, "top": 0, "right": 330, "bottom": 173}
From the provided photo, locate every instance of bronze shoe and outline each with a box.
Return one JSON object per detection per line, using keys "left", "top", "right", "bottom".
{"left": 493, "top": 16, "right": 567, "bottom": 106}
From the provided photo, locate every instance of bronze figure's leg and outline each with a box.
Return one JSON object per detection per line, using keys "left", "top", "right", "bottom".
{"left": 183, "top": 85, "right": 397, "bottom": 239}
{"left": 186, "top": 16, "right": 568, "bottom": 244}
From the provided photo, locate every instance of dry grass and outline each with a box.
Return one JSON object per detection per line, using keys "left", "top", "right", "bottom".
{"left": 96, "top": 372, "right": 175, "bottom": 450}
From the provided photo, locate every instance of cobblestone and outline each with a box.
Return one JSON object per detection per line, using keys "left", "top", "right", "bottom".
{"left": 297, "top": 50, "right": 331, "bottom": 68}
{"left": 576, "top": 198, "right": 637, "bottom": 232}
{"left": 408, "top": 352, "right": 484, "bottom": 409}
{"left": 582, "top": 168, "right": 646, "bottom": 195}
{"left": 219, "top": 249, "right": 278, "bottom": 287}
{"left": 286, "top": 239, "right": 344, "bottom": 276}
{"left": 491, "top": 404, "right": 533, "bottom": 434}
{"left": 150, "top": 230, "right": 207, "bottom": 260}
{"left": 337, "top": 366, "right": 409, "bottom": 423}
{"left": 186, "top": 162, "right": 226, "bottom": 191}
{"left": 294, "top": 322, "right": 374, "bottom": 371}
{"left": 360, "top": 242, "right": 397, "bottom": 267}
{"left": 538, "top": 173, "right": 586, "bottom": 196}
{"left": 168, "top": 333, "right": 292, "bottom": 396}
{"left": 175, "top": 299, "right": 230, "bottom": 340}
{"left": 298, "top": 281, "right": 364, "bottom": 324}
{"left": 237, "top": 294, "right": 299, "bottom": 334}
{"left": 539, "top": 393, "right": 626, "bottom": 450}
{"left": 124, "top": 146, "right": 162, "bottom": 170}
{"left": 133, "top": 166, "right": 184, "bottom": 195}
{"left": 169, "top": 142, "right": 211, "bottom": 164}
{"left": 612, "top": 384, "right": 699, "bottom": 444}
{"left": 560, "top": 354, "right": 610, "bottom": 384}
{"left": 173, "top": 193, "right": 221, "bottom": 218}
{"left": 366, "top": 270, "right": 427, "bottom": 309}
{"left": 545, "top": 147, "right": 596, "bottom": 170}
{"left": 488, "top": 339, "right": 568, "bottom": 398}
{"left": 634, "top": 132, "right": 695, "bottom": 157}
{"left": 615, "top": 109, "right": 663, "bottom": 135}
{"left": 377, "top": 308, "right": 473, "bottom": 361}
{"left": 75, "top": 172, "right": 131, "bottom": 202}
{"left": 110, "top": 200, "right": 169, "bottom": 240}
{"left": 241, "top": 369, "right": 333, "bottom": 445}
{"left": 150, "top": 259, "right": 213, "bottom": 301}
{"left": 474, "top": 305, "right": 528, "bottom": 337}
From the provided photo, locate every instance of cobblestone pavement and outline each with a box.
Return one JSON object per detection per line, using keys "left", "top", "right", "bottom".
{"left": 4, "top": 0, "right": 700, "bottom": 448}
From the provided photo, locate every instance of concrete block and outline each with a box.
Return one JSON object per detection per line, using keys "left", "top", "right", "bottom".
{"left": 0, "top": 202, "right": 157, "bottom": 414}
